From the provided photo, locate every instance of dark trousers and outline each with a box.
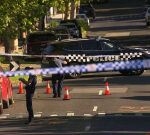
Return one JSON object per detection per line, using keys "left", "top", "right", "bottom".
{"left": 52, "top": 74, "right": 64, "bottom": 96}
{"left": 26, "top": 91, "right": 34, "bottom": 122}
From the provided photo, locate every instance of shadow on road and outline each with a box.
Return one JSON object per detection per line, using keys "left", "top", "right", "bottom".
{"left": 1, "top": 117, "right": 150, "bottom": 135}
{"left": 121, "top": 96, "right": 150, "bottom": 101}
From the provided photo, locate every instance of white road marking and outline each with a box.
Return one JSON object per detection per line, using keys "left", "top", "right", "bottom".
{"left": 67, "top": 113, "right": 74, "bottom": 116}
{"left": 0, "top": 115, "right": 7, "bottom": 119}
{"left": 97, "top": 113, "right": 106, "bottom": 116}
{"left": 84, "top": 114, "right": 93, "bottom": 117}
{"left": 85, "top": 125, "right": 91, "bottom": 131}
{"left": 98, "top": 90, "right": 103, "bottom": 95}
{"left": 93, "top": 106, "right": 98, "bottom": 112}
{"left": 34, "top": 114, "right": 41, "bottom": 118}
{"left": 50, "top": 114, "right": 58, "bottom": 117}
{"left": 71, "top": 87, "right": 128, "bottom": 94}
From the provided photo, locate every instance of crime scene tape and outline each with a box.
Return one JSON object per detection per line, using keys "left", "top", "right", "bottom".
{"left": 0, "top": 59, "right": 150, "bottom": 77}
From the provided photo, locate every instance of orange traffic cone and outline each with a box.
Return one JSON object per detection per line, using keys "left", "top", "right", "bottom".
{"left": 18, "top": 81, "right": 24, "bottom": 94}
{"left": 105, "top": 82, "right": 111, "bottom": 95}
{"left": 63, "top": 86, "right": 70, "bottom": 100}
{"left": 46, "top": 81, "right": 51, "bottom": 94}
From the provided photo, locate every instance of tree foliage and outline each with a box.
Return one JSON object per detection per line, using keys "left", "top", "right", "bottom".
{"left": 0, "top": 0, "right": 49, "bottom": 39}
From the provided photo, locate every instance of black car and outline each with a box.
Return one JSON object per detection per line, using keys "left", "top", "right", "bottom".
{"left": 24, "top": 31, "right": 56, "bottom": 55}
{"left": 60, "top": 20, "right": 82, "bottom": 38}
{"left": 59, "top": 23, "right": 80, "bottom": 38}
{"left": 79, "top": 4, "right": 95, "bottom": 19}
{"left": 41, "top": 37, "right": 150, "bottom": 79}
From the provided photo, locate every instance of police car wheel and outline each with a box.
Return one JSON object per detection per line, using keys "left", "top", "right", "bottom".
{"left": 67, "top": 63, "right": 81, "bottom": 79}
{"left": 68, "top": 72, "right": 81, "bottom": 79}
{"left": 119, "top": 69, "right": 144, "bottom": 76}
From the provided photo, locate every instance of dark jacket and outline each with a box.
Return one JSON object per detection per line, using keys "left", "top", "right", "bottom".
{"left": 25, "top": 75, "right": 37, "bottom": 94}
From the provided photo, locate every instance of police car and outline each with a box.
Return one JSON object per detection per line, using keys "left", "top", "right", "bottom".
{"left": 41, "top": 37, "right": 150, "bottom": 79}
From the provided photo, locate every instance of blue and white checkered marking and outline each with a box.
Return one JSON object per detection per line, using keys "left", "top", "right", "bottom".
{"left": 0, "top": 59, "right": 149, "bottom": 77}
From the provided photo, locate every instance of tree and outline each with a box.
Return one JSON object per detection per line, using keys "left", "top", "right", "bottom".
{"left": 0, "top": 0, "right": 49, "bottom": 53}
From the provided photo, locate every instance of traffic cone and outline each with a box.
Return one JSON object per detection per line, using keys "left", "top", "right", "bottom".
{"left": 18, "top": 81, "right": 24, "bottom": 94}
{"left": 46, "top": 81, "right": 51, "bottom": 94}
{"left": 105, "top": 81, "right": 111, "bottom": 95}
{"left": 63, "top": 86, "right": 70, "bottom": 100}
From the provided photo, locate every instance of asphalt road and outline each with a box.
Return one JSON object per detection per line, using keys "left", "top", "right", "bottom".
{"left": 1, "top": 0, "right": 150, "bottom": 134}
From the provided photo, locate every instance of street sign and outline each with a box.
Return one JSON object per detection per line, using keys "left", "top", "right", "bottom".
{"left": 10, "top": 61, "right": 20, "bottom": 71}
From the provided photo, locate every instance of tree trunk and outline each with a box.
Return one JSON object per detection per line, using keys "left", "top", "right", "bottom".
{"left": 64, "top": 2, "right": 71, "bottom": 20}
{"left": 70, "top": 1, "right": 76, "bottom": 19}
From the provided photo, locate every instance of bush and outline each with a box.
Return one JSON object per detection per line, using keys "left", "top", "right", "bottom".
{"left": 77, "top": 19, "right": 89, "bottom": 37}
{"left": 47, "top": 20, "right": 59, "bottom": 28}
{"left": 77, "top": 19, "right": 89, "bottom": 31}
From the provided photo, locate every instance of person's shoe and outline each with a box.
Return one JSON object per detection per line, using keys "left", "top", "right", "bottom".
{"left": 53, "top": 95, "right": 57, "bottom": 98}
{"left": 58, "top": 95, "right": 61, "bottom": 98}
{"left": 25, "top": 121, "right": 33, "bottom": 125}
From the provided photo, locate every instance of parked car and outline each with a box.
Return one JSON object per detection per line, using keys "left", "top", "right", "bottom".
{"left": 41, "top": 37, "right": 150, "bottom": 79}
{"left": 79, "top": 4, "right": 95, "bottom": 19}
{"left": 49, "top": 26, "right": 72, "bottom": 40}
{"left": 145, "top": 7, "right": 150, "bottom": 26}
{"left": 60, "top": 20, "right": 82, "bottom": 38}
{"left": 24, "top": 31, "right": 56, "bottom": 55}
{"left": 76, "top": 14, "right": 90, "bottom": 26}
{"left": 59, "top": 23, "right": 80, "bottom": 38}
{"left": 0, "top": 66, "right": 13, "bottom": 114}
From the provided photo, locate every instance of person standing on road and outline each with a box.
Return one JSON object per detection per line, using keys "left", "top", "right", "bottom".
{"left": 19, "top": 67, "right": 37, "bottom": 125}
{"left": 49, "top": 57, "right": 67, "bottom": 98}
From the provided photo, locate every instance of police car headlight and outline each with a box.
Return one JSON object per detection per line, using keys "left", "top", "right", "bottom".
{"left": 143, "top": 50, "right": 150, "bottom": 54}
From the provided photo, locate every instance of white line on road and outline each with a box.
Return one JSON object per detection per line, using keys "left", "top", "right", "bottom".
{"left": 98, "top": 90, "right": 103, "bottom": 95}
{"left": 34, "top": 114, "right": 41, "bottom": 118}
{"left": 93, "top": 106, "right": 98, "bottom": 112}
{"left": 97, "top": 113, "right": 106, "bottom": 117}
{"left": 67, "top": 113, "right": 74, "bottom": 116}
{"left": 0, "top": 115, "right": 7, "bottom": 119}
{"left": 50, "top": 114, "right": 58, "bottom": 117}
{"left": 84, "top": 114, "right": 93, "bottom": 117}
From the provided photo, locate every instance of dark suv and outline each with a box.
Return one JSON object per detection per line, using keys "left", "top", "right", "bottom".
{"left": 41, "top": 37, "right": 150, "bottom": 79}
{"left": 49, "top": 26, "right": 72, "bottom": 40}
{"left": 79, "top": 4, "right": 95, "bottom": 19}
{"left": 24, "top": 31, "right": 56, "bottom": 55}
{"left": 60, "top": 20, "right": 82, "bottom": 38}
